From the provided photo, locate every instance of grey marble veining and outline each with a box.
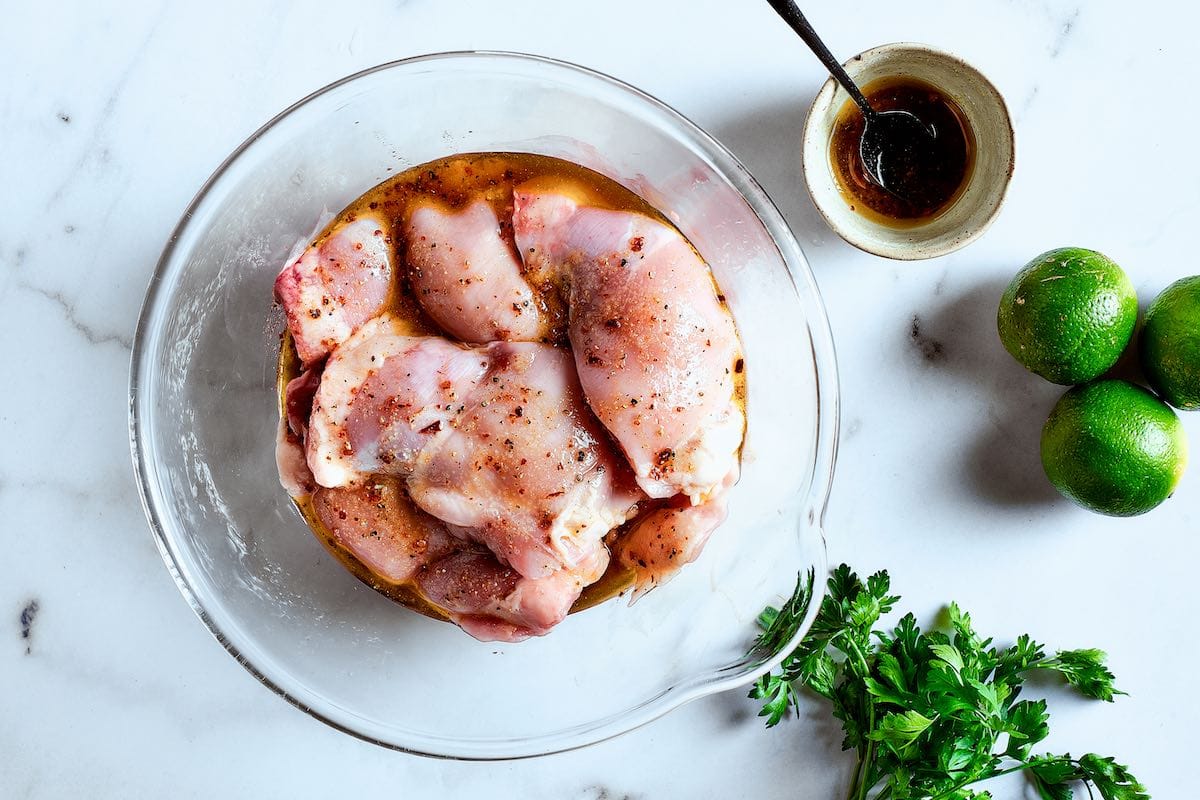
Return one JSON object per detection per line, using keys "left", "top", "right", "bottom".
{"left": 2, "top": 0, "right": 1197, "bottom": 797}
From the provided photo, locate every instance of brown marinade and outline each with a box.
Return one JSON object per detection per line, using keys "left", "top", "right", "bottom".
{"left": 830, "top": 76, "right": 975, "bottom": 225}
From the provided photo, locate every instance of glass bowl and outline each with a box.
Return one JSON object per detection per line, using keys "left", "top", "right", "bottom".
{"left": 129, "top": 51, "right": 838, "bottom": 759}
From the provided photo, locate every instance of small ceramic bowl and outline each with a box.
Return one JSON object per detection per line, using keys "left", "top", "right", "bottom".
{"left": 802, "top": 43, "right": 1015, "bottom": 260}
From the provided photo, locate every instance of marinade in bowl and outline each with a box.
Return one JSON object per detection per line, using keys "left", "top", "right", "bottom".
{"left": 274, "top": 150, "right": 749, "bottom": 640}
{"left": 130, "top": 51, "right": 837, "bottom": 758}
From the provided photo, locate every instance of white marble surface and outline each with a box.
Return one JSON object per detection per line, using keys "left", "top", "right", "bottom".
{"left": 3, "top": 0, "right": 1196, "bottom": 796}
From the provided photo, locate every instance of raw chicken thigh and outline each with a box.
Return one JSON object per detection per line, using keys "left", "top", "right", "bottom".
{"left": 274, "top": 215, "right": 393, "bottom": 367}
{"left": 614, "top": 466, "right": 738, "bottom": 597}
{"left": 307, "top": 316, "right": 641, "bottom": 579}
{"left": 306, "top": 317, "right": 491, "bottom": 488}
{"left": 405, "top": 199, "right": 554, "bottom": 344}
{"left": 312, "top": 480, "right": 457, "bottom": 584}
{"left": 419, "top": 544, "right": 609, "bottom": 641}
{"left": 312, "top": 480, "right": 609, "bottom": 641}
{"left": 512, "top": 181, "right": 744, "bottom": 504}
{"left": 274, "top": 154, "right": 746, "bottom": 642}
{"left": 405, "top": 339, "right": 641, "bottom": 579}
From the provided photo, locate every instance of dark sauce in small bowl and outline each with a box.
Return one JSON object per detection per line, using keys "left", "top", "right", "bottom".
{"left": 830, "top": 76, "right": 974, "bottom": 226}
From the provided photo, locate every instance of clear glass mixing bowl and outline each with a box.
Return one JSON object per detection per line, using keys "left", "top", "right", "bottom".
{"left": 129, "top": 51, "right": 838, "bottom": 759}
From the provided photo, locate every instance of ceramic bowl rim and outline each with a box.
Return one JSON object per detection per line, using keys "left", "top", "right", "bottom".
{"left": 801, "top": 41, "right": 1016, "bottom": 260}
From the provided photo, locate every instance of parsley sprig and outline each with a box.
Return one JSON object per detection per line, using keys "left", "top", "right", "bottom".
{"left": 749, "top": 565, "right": 1147, "bottom": 800}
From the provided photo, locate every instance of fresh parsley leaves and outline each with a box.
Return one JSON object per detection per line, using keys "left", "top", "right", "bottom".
{"left": 749, "top": 565, "right": 1146, "bottom": 800}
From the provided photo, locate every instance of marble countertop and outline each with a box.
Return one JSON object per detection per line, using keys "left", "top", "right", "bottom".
{"left": 4, "top": 0, "right": 1195, "bottom": 796}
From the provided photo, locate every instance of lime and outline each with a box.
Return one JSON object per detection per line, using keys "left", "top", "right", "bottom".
{"left": 1041, "top": 379, "right": 1187, "bottom": 516}
{"left": 1141, "top": 276, "right": 1200, "bottom": 410}
{"left": 998, "top": 247, "right": 1137, "bottom": 385}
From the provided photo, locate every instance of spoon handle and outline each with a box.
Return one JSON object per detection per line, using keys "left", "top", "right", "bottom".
{"left": 763, "top": 0, "right": 874, "bottom": 117}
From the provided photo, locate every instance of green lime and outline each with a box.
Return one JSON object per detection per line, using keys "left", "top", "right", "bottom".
{"left": 1041, "top": 379, "right": 1187, "bottom": 516}
{"left": 1141, "top": 276, "right": 1200, "bottom": 411}
{"left": 997, "top": 247, "right": 1137, "bottom": 385}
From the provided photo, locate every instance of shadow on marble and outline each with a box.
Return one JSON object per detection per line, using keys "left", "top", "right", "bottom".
{"left": 711, "top": 689, "right": 853, "bottom": 784}
{"left": 705, "top": 88, "right": 834, "bottom": 255}
{"left": 1100, "top": 311, "right": 1147, "bottom": 388}
{"left": 966, "top": 407, "right": 1064, "bottom": 508}
{"left": 923, "top": 278, "right": 1066, "bottom": 508}
{"left": 716, "top": 687, "right": 845, "bottom": 744}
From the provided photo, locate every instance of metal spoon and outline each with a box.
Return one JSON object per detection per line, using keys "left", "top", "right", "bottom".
{"left": 765, "top": 0, "right": 937, "bottom": 199}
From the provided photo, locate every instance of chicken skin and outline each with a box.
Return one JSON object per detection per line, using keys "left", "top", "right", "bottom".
{"left": 312, "top": 480, "right": 608, "bottom": 642}
{"left": 405, "top": 199, "right": 553, "bottom": 344}
{"left": 306, "top": 316, "right": 641, "bottom": 579}
{"left": 274, "top": 215, "right": 393, "bottom": 367}
{"left": 418, "top": 544, "right": 609, "bottom": 641}
{"left": 614, "top": 466, "right": 738, "bottom": 597}
{"left": 512, "top": 181, "right": 744, "bottom": 504}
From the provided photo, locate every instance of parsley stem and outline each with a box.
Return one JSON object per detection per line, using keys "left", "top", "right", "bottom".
{"left": 925, "top": 761, "right": 1029, "bottom": 799}
{"left": 844, "top": 726, "right": 868, "bottom": 799}
{"left": 853, "top": 705, "right": 877, "bottom": 800}
{"left": 845, "top": 756, "right": 863, "bottom": 800}
{"left": 841, "top": 633, "right": 873, "bottom": 679}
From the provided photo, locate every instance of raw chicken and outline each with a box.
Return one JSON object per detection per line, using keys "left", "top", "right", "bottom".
{"left": 614, "top": 466, "right": 738, "bottom": 598}
{"left": 418, "top": 544, "right": 609, "bottom": 641}
{"left": 512, "top": 181, "right": 745, "bottom": 504}
{"left": 275, "top": 417, "right": 314, "bottom": 498}
{"left": 312, "top": 480, "right": 605, "bottom": 642}
{"left": 306, "top": 316, "right": 641, "bottom": 579}
{"left": 405, "top": 199, "right": 553, "bottom": 343}
{"left": 312, "top": 480, "right": 457, "bottom": 584}
{"left": 306, "top": 317, "right": 490, "bottom": 488}
{"left": 284, "top": 368, "right": 322, "bottom": 439}
{"left": 276, "top": 154, "right": 750, "bottom": 638}
{"left": 274, "top": 215, "right": 393, "bottom": 367}
{"left": 406, "top": 339, "right": 642, "bottom": 578}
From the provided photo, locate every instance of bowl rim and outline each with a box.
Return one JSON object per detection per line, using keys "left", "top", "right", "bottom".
{"left": 128, "top": 49, "right": 840, "bottom": 759}
{"left": 801, "top": 41, "right": 1016, "bottom": 260}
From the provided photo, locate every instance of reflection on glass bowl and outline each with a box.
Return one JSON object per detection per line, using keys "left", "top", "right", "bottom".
{"left": 129, "top": 51, "right": 838, "bottom": 759}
